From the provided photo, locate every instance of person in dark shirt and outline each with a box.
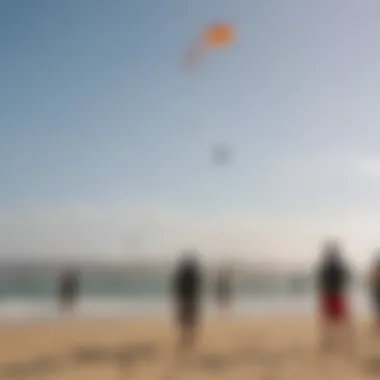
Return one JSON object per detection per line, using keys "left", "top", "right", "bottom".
{"left": 58, "top": 269, "right": 80, "bottom": 313}
{"left": 369, "top": 253, "right": 380, "bottom": 333}
{"left": 316, "top": 240, "right": 353, "bottom": 354}
{"left": 172, "top": 251, "right": 203, "bottom": 354}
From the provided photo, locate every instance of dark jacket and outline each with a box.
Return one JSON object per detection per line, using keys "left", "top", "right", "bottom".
{"left": 317, "top": 256, "right": 350, "bottom": 294}
{"left": 173, "top": 258, "right": 202, "bottom": 304}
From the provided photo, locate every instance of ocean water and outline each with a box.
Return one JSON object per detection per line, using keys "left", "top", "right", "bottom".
{"left": 0, "top": 265, "right": 372, "bottom": 322}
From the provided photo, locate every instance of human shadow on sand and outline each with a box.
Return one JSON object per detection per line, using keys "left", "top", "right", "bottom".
{"left": 109, "top": 342, "right": 159, "bottom": 368}
{"left": 0, "top": 342, "right": 159, "bottom": 379}
{"left": 70, "top": 344, "right": 112, "bottom": 364}
{"left": 69, "top": 341, "right": 159, "bottom": 368}
{"left": 1, "top": 361, "right": 30, "bottom": 379}
{"left": 364, "top": 355, "right": 380, "bottom": 375}
{"left": 183, "top": 345, "right": 310, "bottom": 375}
{"left": 1, "top": 355, "right": 64, "bottom": 379}
{"left": 195, "top": 353, "right": 236, "bottom": 372}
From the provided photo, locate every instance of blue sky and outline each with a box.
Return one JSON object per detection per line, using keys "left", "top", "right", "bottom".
{"left": 1, "top": 0, "right": 380, "bottom": 265}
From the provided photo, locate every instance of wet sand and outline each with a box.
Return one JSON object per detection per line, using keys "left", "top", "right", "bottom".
{"left": 0, "top": 315, "right": 379, "bottom": 379}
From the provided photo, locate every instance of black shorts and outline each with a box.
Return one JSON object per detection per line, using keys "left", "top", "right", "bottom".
{"left": 176, "top": 300, "right": 199, "bottom": 327}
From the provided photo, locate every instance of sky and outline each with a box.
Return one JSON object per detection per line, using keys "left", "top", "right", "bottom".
{"left": 1, "top": 0, "right": 380, "bottom": 266}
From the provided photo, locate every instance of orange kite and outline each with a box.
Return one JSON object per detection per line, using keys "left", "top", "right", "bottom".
{"left": 184, "top": 23, "right": 236, "bottom": 69}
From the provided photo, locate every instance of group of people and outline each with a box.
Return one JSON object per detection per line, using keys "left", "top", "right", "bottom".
{"left": 172, "top": 241, "right": 380, "bottom": 357}
{"left": 56, "top": 260, "right": 232, "bottom": 321}
{"left": 56, "top": 240, "right": 380, "bottom": 357}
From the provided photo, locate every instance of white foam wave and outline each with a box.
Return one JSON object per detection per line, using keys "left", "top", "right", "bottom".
{"left": 0, "top": 291, "right": 372, "bottom": 323}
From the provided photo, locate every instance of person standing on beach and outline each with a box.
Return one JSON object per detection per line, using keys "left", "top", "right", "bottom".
{"left": 58, "top": 268, "right": 80, "bottom": 313}
{"left": 172, "top": 251, "right": 203, "bottom": 355}
{"left": 369, "top": 253, "right": 380, "bottom": 334}
{"left": 316, "top": 240, "right": 353, "bottom": 355}
{"left": 215, "top": 266, "right": 233, "bottom": 312}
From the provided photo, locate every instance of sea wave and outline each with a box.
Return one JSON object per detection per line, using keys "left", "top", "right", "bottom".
{"left": 0, "top": 291, "right": 372, "bottom": 323}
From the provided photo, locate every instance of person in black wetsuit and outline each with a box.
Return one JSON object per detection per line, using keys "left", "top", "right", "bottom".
{"left": 369, "top": 253, "right": 380, "bottom": 334}
{"left": 58, "top": 269, "right": 80, "bottom": 313}
{"left": 172, "top": 251, "right": 203, "bottom": 354}
{"left": 316, "top": 240, "right": 353, "bottom": 355}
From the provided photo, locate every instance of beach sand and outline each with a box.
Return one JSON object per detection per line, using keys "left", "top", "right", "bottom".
{"left": 0, "top": 315, "right": 379, "bottom": 380}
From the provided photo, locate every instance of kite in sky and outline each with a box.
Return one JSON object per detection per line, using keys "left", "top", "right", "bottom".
{"left": 183, "top": 23, "right": 236, "bottom": 166}
{"left": 184, "top": 23, "right": 236, "bottom": 69}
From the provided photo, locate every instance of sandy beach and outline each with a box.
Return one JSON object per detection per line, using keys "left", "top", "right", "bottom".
{"left": 0, "top": 315, "right": 379, "bottom": 380}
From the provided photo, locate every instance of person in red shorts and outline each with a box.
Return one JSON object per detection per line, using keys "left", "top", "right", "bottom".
{"left": 316, "top": 240, "right": 353, "bottom": 356}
